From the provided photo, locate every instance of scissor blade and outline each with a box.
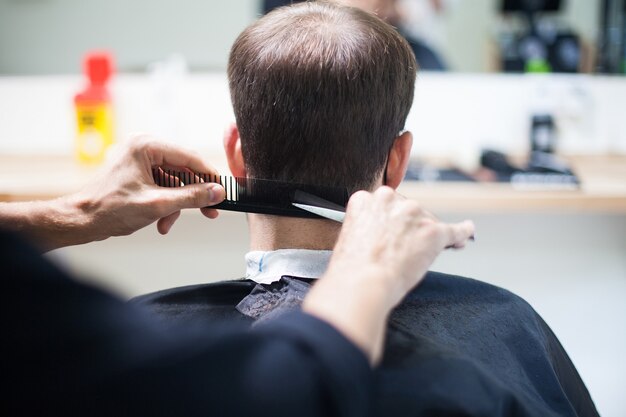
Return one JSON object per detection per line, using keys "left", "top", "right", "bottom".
{"left": 292, "top": 203, "right": 346, "bottom": 223}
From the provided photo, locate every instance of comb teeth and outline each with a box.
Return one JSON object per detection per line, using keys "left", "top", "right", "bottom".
{"left": 151, "top": 168, "right": 241, "bottom": 201}
{"left": 151, "top": 167, "right": 349, "bottom": 219}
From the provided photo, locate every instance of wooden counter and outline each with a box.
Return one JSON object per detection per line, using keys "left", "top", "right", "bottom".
{"left": 1, "top": 154, "right": 625, "bottom": 213}
{"left": 398, "top": 154, "right": 626, "bottom": 212}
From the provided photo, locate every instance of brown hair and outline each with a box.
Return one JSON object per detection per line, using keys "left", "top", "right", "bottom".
{"left": 228, "top": 1, "right": 416, "bottom": 192}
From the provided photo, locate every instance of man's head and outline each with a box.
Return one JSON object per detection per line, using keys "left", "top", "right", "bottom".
{"left": 226, "top": 1, "right": 417, "bottom": 193}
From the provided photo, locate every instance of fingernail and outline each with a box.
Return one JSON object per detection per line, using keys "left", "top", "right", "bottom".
{"left": 465, "top": 220, "right": 476, "bottom": 241}
{"left": 207, "top": 183, "right": 224, "bottom": 201}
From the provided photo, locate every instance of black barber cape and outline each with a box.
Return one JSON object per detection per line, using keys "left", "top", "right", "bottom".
{"left": 1, "top": 231, "right": 372, "bottom": 417}
{"left": 133, "top": 273, "right": 599, "bottom": 417}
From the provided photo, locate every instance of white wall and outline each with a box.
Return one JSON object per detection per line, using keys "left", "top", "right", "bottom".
{"left": 1, "top": 73, "right": 625, "bottom": 157}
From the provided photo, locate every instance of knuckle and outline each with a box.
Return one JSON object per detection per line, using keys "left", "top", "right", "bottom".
{"left": 417, "top": 217, "right": 436, "bottom": 229}
{"left": 376, "top": 186, "right": 395, "bottom": 200}
{"left": 420, "top": 221, "right": 442, "bottom": 239}
{"left": 352, "top": 190, "right": 370, "bottom": 200}
{"left": 348, "top": 190, "right": 370, "bottom": 207}
{"left": 130, "top": 135, "right": 155, "bottom": 155}
{"left": 188, "top": 148, "right": 202, "bottom": 160}
{"left": 403, "top": 201, "right": 422, "bottom": 217}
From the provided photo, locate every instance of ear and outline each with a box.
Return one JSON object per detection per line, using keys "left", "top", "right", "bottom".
{"left": 384, "top": 131, "right": 413, "bottom": 190}
{"left": 223, "top": 123, "right": 247, "bottom": 178}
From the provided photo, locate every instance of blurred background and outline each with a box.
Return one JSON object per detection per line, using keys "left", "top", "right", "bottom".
{"left": 0, "top": 0, "right": 622, "bottom": 75}
{"left": 0, "top": 1, "right": 625, "bottom": 416}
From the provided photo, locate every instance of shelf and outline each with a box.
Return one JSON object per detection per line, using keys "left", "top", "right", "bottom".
{"left": 1, "top": 154, "right": 625, "bottom": 213}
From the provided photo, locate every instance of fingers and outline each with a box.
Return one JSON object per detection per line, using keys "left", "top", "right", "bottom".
{"left": 343, "top": 190, "right": 371, "bottom": 223}
{"left": 442, "top": 220, "right": 475, "bottom": 249}
{"left": 150, "top": 182, "right": 226, "bottom": 218}
{"left": 344, "top": 187, "right": 475, "bottom": 251}
{"left": 371, "top": 187, "right": 472, "bottom": 250}
{"left": 156, "top": 208, "right": 220, "bottom": 235}
{"left": 157, "top": 211, "right": 181, "bottom": 235}
{"left": 344, "top": 187, "right": 399, "bottom": 222}
{"left": 153, "top": 167, "right": 183, "bottom": 187}
{"left": 200, "top": 207, "right": 220, "bottom": 219}
{"left": 155, "top": 194, "right": 222, "bottom": 235}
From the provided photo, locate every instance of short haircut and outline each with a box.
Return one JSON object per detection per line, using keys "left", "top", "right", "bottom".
{"left": 228, "top": 1, "right": 417, "bottom": 192}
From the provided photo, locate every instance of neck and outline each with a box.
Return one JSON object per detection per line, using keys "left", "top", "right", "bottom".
{"left": 248, "top": 214, "right": 341, "bottom": 251}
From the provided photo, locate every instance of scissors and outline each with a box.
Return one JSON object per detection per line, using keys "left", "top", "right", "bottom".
{"left": 292, "top": 190, "right": 346, "bottom": 222}
{"left": 292, "top": 190, "right": 474, "bottom": 248}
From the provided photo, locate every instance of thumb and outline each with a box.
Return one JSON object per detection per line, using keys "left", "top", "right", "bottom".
{"left": 157, "top": 182, "right": 226, "bottom": 213}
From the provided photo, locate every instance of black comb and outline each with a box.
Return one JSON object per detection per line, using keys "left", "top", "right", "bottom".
{"left": 151, "top": 167, "right": 349, "bottom": 219}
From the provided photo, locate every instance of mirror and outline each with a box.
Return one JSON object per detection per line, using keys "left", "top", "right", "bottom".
{"left": 0, "top": 0, "right": 623, "bottom": 75}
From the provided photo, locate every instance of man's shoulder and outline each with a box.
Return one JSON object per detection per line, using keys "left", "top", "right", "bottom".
{"left": 132, "top": 279, "right": 253, "bottom": 305}
{"left": 130, "top": 279, "right": 255, "bottom": 325}
{"left": 390, "top": 271, "right": 542, "bottom": 359}
{"left": 416, "top": 271, "right": 531, "bottom": 309}
{"left": 385, "top": 271, "right": 599, "bottom": 417}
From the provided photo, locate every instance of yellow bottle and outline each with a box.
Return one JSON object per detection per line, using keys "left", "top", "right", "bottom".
{"left": 74, "top": 52, "right": 115, "bottom": 164}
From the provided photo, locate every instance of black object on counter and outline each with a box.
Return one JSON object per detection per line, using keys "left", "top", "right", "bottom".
{"left": 531, "top": 114, "right": 557, "bottom": 153}
{"left": 480, "top": 149, "right": 525, "bottom": 181}
{"left": 480, "top": 149, "right": 580, "bottom": 187}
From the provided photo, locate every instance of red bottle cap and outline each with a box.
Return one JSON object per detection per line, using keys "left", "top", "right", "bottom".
{"left": 84, "top": 51, "right": 114, "bottom": 86}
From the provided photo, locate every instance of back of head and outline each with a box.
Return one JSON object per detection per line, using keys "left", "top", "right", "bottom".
{"left": 228, "top": 1, "right": 417, "bottom": 192}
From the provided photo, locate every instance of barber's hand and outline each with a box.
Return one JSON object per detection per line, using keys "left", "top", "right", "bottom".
{"left": 0, "top": 135, "right": 225, "bottom": 251}
{"left": 70, "top": 135, "right": 225, "bottom": 242}
{"left": 331, "top": 186, "right": 474, "bottom": 305}
{"left": 303, "top": 187, "right": 474, "bottom": 365}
